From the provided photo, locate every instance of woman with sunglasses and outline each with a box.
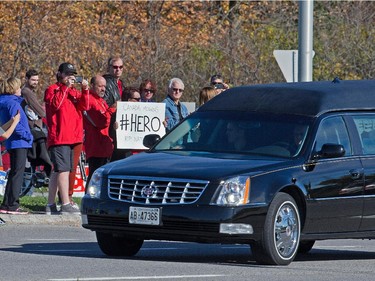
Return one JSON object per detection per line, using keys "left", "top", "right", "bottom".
{"left": 140, "top": 79, "right": 157, "bottom": 102}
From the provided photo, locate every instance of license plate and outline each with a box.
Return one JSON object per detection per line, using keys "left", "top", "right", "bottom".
{"left": 129, "top": 206, "right": 160, "bottom": 225}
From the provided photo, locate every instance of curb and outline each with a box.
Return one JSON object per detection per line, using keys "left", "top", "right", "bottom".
{"left": 0, "top": 213, "right": 81, "bottom": 227}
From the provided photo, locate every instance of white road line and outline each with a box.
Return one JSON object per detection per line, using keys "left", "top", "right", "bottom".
{"left": 48, "top": 274, "right": 226, "bottom": 281}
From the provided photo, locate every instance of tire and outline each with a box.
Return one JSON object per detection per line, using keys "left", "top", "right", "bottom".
{"left": 96, "top": 231, "right": 143, "bottom": 256}
{"left": 251, "top": 192, "right": 301, "bottom": 265}
{"left": 298, "top": 240, "right": 315, "bottom": 254}
{"left": 19, "top": 166, "right": 35, "bottom": 197}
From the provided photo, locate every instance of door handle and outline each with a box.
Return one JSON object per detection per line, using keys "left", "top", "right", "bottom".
{"left": 349, "top": 169, "right": 363, "bottom": 180}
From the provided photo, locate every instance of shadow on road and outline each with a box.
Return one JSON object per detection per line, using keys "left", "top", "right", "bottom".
{"left": 1, "top": 240, "right": 375, "bottom": 266}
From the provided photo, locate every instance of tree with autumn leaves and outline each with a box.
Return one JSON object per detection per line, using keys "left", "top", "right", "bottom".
{"left": 0, "top": 1, "right": 374, "bottom": 104}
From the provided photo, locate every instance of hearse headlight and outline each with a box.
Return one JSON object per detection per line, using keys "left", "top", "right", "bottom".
{"left": 86, "top": 168, "right": 104, "bottom": 198}
{"left": 216, "top": 176, "right": 250, "bottom": 206}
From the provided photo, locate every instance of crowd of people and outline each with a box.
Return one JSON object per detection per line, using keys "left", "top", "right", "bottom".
{"left": 0, "top": 56, "right": 230, "bottom": 215}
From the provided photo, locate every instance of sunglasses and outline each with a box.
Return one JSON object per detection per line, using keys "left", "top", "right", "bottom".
{"left": 112, "top": 65, "right": 123, "bottom": 70}
{"left": 172, "top": 88, "right": 184, "bottom": 93}
{"left": 130, "top": 97, "right": 141, "bottom": 101}
{"left": 143, "top": 89, "right": 155, "bottom": 94}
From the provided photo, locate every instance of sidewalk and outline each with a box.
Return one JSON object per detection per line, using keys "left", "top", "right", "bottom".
{"left": 0, "top": 213, "right": 81, "bottom": 227}
{"left": 0, "top": 188, "right": 84, "bottom": 226}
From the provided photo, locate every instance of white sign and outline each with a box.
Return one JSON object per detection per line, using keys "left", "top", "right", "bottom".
{"left": 274, "top": 50, "right": 315, "bottom": 82}
{"left": 116, "top": 102, "right": 166, "bottom": 149}
{"left": 182, "top": 102, "right": 196, "bottom": 114}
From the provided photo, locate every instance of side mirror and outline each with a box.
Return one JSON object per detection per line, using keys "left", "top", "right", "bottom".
{"left": 143, "top": 134, "right": 161, "bottom": 149}
{"left": 313, "top": 143, "right": 345, "bottom": 160}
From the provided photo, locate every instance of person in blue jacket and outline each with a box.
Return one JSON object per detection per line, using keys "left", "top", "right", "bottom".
{"left": 163, "top": 77, "right": 189, "bottom": 132}
{"left": 0, "top": 77, "right": 33, "bottom": 214}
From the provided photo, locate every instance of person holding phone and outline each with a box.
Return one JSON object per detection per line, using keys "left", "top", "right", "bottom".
{"left": 210, "top": 74, "right": 229, "bottom": 95}
{"left": 44, "top": 62, "right": 89, "bottom": 215}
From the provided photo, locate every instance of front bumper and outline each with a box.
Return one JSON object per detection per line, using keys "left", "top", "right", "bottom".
{"left": 81, "top": 197, "right": 268, "bottom": 244}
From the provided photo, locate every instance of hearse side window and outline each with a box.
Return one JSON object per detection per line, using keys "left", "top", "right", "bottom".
{"left": 314, "top": 116, "right": 352, "bottom": 156}
{"left": 352, "top": 115, "right": 375, "bottom": 155}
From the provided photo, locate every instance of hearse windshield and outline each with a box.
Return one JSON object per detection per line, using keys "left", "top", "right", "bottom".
{"left": 154, "top": 111, "right": 311, "bottom": 158}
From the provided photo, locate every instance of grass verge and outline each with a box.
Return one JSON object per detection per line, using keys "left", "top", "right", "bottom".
{"left": 0, "top": 193, "right": 82, "bottom": 213}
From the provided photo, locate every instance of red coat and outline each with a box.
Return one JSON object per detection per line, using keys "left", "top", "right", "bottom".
{"left": 44, "top": 83, "right": 89, "bottom": 148}
{"left": 83, "top": 91, "right": 115, "bottom": 159}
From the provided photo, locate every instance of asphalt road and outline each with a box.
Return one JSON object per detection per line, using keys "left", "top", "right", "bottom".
{"left": 1, "top": 224, "right": 375, "bottom": 281}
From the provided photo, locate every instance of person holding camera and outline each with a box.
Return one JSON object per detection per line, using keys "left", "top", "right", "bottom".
{"left": 44, "top": 62, "right": 89, "bottom": 214}
{"left": 210, "top": 74, "right": 229, "bottom": 95}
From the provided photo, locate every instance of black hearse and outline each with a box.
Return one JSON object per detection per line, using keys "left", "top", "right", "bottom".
{"left": 82, "top": 79, "right": 375, "bottom": 265}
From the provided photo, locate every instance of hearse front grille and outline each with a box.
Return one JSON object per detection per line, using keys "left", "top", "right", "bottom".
{"left": 108, "top": 176, "right": 209, "bottom": 205}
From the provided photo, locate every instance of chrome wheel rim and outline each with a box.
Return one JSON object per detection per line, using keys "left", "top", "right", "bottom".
{"left": 274, "top": 201, "right": 300, "bottom": 259}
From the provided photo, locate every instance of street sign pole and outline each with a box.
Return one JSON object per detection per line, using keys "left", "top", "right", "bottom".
{"left": 274, "top": 0, "right": 314, "bottom": 83}
{"left": 298, "top": 0, "right": 314, "bottom": 82}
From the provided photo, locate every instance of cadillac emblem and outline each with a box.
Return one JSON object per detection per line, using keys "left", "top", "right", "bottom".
{"left": 141, "top": 182, "right": 158, "bottom": 198}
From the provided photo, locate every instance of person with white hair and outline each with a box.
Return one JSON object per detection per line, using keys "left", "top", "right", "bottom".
{"left": 163, "top": 77, "right": 189, "bottom": 132}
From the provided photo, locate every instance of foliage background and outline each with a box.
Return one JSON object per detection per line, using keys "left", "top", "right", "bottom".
{"left": 0, "top": 0, "right": 374, "bottom": 103}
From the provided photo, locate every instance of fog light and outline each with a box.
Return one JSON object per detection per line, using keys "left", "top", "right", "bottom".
{"left": 220, "top": 223, "right": 253, "bottom": 234}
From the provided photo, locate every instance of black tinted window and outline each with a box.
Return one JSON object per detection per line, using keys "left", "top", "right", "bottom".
{"left": 315, "top": 116, "right": 352, "bottom": 156}
{"left": 352, "top": 115, "right": 375, "bottom": 155}
{"left": 154, "top": 111, "right": 311, "bottom": 158}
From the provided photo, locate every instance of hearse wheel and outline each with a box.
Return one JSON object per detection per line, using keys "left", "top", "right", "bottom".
{"left": 251, "top": 192, "right": 301, "bottom": 265}
{"left": 96, "top": 231, "right": 144, "bottom": 256}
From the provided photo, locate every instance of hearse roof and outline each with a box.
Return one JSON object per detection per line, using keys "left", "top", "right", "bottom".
{"left": 199, "top": 80, "right": 375, "bottom": 117}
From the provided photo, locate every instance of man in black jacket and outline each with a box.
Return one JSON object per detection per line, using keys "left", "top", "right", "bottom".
{"left": 103, "top": 57, "right": 125, "bottom": 161}
{"left": 103, "top": 57, "right": 124, "bottom": 107}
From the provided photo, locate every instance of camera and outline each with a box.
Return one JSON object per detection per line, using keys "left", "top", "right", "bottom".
{"left": 75, "top": 76, "right": 83, "bottom": 84}
{"left": 214, "top": 83, "right": 224, "bottom": 89}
